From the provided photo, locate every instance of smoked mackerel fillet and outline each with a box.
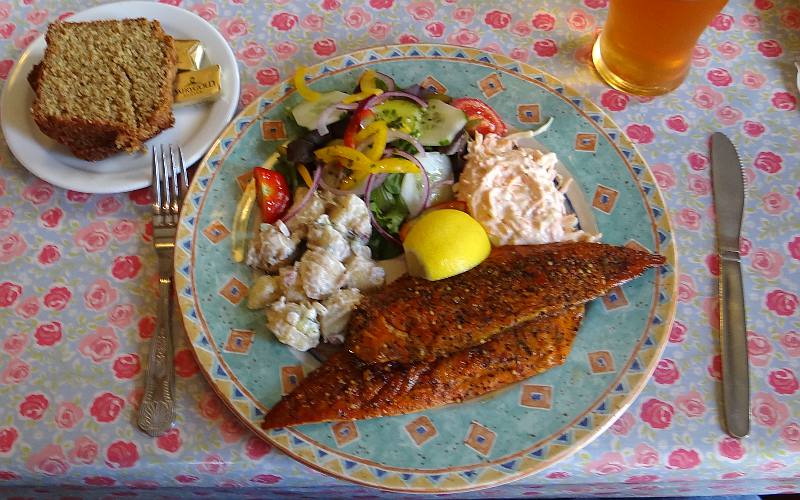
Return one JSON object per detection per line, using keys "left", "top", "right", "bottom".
{"left": 346, "top": 242, "right": 664, "bottom": 364}
{"left": 262, "top": 306, "right": 584, "bottom": 429}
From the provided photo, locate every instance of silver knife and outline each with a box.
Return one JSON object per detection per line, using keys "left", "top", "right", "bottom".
{"left": 710, "top": 132, "right": 749, "bottom": 438}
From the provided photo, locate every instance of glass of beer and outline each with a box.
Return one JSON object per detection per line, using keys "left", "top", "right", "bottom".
{"left": 592, "top": 0, "right": 728, "bottom": 96}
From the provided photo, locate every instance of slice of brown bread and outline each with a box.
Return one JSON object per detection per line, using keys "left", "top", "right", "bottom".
{"left": 30, "top": 19, "right": 177, "bottom": 161}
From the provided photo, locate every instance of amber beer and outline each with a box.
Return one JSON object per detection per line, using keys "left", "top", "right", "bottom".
{"left": 592, "top": 0, "right": 728, "bottom": 96}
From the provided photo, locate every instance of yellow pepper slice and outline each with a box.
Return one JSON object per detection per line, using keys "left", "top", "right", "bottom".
{"left": 314, "top": 145, "right": 373, "bottom": 171}
{"left": 293, "top": 66, "right": 321, "bottom": 102}
{"left": 370, "top": 157, "right": 420, "bottom": 174}
{"left": 342, "top": 70, "right": 383, "bottom": 104}
{"left": 340, "top": 170, "right": 369, "bottom": 190}
{"left": 316, "top": 143, "right": 418, "bottom": 178}
{"left": 360, "top": 69, "right": 380, "bottom": 93}
{"left": 342, "top": 89, "right": 382, "bottom": 104}
{"left": 354, "top": 120, "right": 385, "bottom": 142}
{"left": 355, "top": 120, "right": 389, "bottom": 161}
{"left": 231, "top": 179, "right": 256, "bottom": 263}
{"left": 297, "top": 164, "right": 314, "bottom": 188}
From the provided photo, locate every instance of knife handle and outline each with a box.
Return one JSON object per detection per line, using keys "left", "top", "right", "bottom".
{"left": 719, "top": 249, "right": 750, "bottom": 438}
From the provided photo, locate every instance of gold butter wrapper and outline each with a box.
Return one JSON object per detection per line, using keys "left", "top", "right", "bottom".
{"left": 174, "top": 39, "right": 204, "bottom": 72}
{"left": 174, "top": 65, "right": 221, "bottom": 106}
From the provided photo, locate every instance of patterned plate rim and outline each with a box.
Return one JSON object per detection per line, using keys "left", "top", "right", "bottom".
{"left": 175, "top": 44, "right": 678, "bottom": 493}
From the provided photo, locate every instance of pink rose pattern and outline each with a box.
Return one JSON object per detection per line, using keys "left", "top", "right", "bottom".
{"left": 0, "top": 1, "right": 796, "bottom": 495}
{"left": 719, "top": 436, "right": 746, "bottom": 461}
{"left": 675, "top": 390, "right": 706, "bottom": 418}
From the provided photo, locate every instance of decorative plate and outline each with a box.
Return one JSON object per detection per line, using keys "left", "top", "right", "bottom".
{"left": 175, "top": 44, "right": 677, "bottom": 493}
{"left": 0, "top": 0, "right": 239, "bottom": 194}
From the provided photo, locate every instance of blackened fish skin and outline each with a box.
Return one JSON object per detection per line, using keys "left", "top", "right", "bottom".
{"left": 262, "top": 306, "right": 584, "bottom": 429}
{"left": 346, "top": 242, "right": 664, "bottom": 364}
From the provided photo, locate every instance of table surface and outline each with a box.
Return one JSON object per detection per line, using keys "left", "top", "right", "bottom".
{"left": 1, "top": 0, "right": 798, "bottom": 498}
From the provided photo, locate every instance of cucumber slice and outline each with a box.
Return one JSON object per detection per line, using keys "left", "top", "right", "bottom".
{"left": 372, "top": 99, "right": 423, "bottom": 136}
{"left": 417, "top": 99, "right": 467, "bottom": 147}
{"left": 291, "top": 91, "right": 350, "bottom": 130}
{"left": 400, "top": 152, "right": 454, "bottom": 215}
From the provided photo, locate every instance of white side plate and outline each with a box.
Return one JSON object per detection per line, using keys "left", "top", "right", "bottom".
{"left": 0, "top": 0, "right": 240, "bottom": 193}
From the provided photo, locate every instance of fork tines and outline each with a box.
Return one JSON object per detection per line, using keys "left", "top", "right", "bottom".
{"left": 151, "top": 145, "right": 189, "bottom": 225}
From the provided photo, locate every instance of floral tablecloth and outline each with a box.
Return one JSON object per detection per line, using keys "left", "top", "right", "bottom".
{"left": 1, "top": 0, "right": 798, "bottom": 497}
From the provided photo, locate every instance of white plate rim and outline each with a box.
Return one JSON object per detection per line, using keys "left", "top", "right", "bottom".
{"left": 0, "top": 0, "right": 240, "bottom": 193}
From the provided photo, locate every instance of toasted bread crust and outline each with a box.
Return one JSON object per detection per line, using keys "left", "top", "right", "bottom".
{"left": 31, "top": 113, "right": 120, "bottom": 161}
{"left": 29, "top": 19, "right": 177, "bottom": 161}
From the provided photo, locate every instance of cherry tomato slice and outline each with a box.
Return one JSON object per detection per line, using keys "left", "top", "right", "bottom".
{"left": 451, "top": 97, "right": 507, "bottom": 136}
{"left": 253, "top": 167, "right": 291, "bottom": 223}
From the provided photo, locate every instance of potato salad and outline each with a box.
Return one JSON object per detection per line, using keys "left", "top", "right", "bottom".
{"left": 245, "top": 189, "right": 384, "bottom": 351}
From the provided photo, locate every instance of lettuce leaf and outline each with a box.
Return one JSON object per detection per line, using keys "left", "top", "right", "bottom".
{"left": 368, "top": 174, "right": 407, "bottom": 259}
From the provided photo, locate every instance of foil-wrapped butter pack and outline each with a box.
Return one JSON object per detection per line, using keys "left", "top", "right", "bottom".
{"left": 174, "top": 39, "right": 204, "bottom": 72}
{"left": 174, "top": 64, "right": 221, "bottom": 106}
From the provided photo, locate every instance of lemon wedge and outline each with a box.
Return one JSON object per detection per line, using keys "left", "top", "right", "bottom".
{"left": 403, "top": 209, "right": 491, "bottom": 281}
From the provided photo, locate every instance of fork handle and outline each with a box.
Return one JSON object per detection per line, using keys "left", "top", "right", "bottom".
{"left": 137, "top": 278, "right": 176, "bottom": 436}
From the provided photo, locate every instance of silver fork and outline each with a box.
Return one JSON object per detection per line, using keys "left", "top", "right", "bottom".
{"left": 138, "top": 145, "right": 188, "bottom": 437}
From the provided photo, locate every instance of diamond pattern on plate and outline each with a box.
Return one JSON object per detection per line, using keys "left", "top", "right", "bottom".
{"left": 592, "top": 185, "right": 619, "bottom": 214}
{"left": 224, "top": 329, "right": 254, "bottom": 354}
{"left": 404, "top": 416, "right": 438, "bottom": 447}
{"left": 464, "top": 421, "right": 496, "bottom": 456}
{"left": 625, "top": 239, "right": 650, "bottom": 254}
{"left": 261, "top": 120, "right": 287, "bottom": 141}
{"left": 519, "top": 384, "right": 553, "bottom": 409}
{"left": 280, "top": 365, "right": 305, "bottom": 395}
{"left": 575, "top": 132, "right": 598, "bottom": 152}
{"left": 478, "top": 73, "right": 505, "bottom": 99}
{"left": 236, "top": 171, "right": 253, "bottom": 191}
{"left": 331, "top": 421, "right": 359, "bottom": 447}
{"left": 219, "top": 277, "right": 248, "bottom": 305}
{"left": 517, "top": 104, "right": 541, "bottom": 124}
{"left": 419, "top": 75, "right": 447, "bottom": 95}
{"left": 202, "top": 220, "right": 230, "bottom": 244}
{"left": 601, "top": 285, "right": 629, "bottom": 311}
{"left": 587, "top": 351, "right": 616, "bottom": 374}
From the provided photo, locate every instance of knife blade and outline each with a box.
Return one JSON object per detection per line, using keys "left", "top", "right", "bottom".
{"left": 710, "top": 132, "right": 749, "bottom": 438}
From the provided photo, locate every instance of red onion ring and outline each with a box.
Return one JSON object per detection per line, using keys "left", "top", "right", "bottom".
{"left": 387, "top": 149, "right": 431, "bottom": 216}
{"left": 316, "top": 102, "right": 358, "bottom": 136}
{"left": 365, "top": 173, "right": 388, "bottom": 196}
{"left": 281, "top": 164, "right": 323, "bottom": 223}
{"left": 364, "top": 174, "right": 402, "bottom": 247}
{"left": 363, "top": 90, "right": 428, "bottom": 110}
{"left": 373, "top": 72, "right": 396, "bottom": 91}
{"left": 386, "top": 130, "right": 425, "bottom": 155}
